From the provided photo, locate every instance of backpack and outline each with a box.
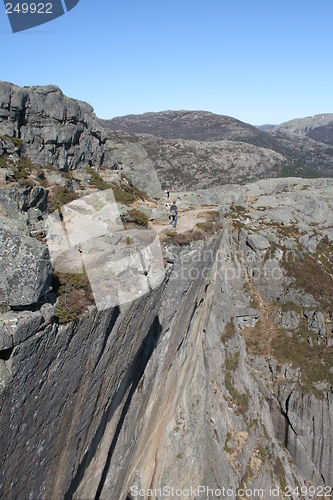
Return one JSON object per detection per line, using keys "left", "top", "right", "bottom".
{"left": 170, "top": 205, "right": 177, "bottom": 216}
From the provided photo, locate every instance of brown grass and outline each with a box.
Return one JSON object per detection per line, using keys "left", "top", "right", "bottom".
{"left": 282, "top": 252, "right": 333, "bottom": 310}
{"left": 242, "top": 301, "right": 333, "bottom": 396}
{"left": 161, "top": 222, "right": 223, "bottom": 246}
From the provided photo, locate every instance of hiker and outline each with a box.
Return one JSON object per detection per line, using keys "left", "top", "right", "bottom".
{"left": 169, "top": 200, "right": 178, "bottom": 229}
{"left": 167, "top": 190, "right": 170, "bottom": 199}
{"left": 164, "top": 189, "right": 168, "bottom": 197}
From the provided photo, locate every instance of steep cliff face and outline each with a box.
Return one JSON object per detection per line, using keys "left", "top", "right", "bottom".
{"left": 0, "top": 228, "right": 298, "bottom": 500}
{"left": 0, "top": 82, "right": 110, "bottom": 171}
{"left": 1, "top": 175, "right": 333, "bottom": 499}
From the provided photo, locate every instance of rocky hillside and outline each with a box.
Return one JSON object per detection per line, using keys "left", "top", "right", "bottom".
{"left": 101, "top": 110, "right": 280, "bottom": 149}
{"left": 1, "top": 175, "right": 332, "bottom": 499}
{"left": 103, "top": 110, "right": 333, "bottom": 177}
{"left": 271, "top": 113, "right": 333, "bottom": 144}
{"left": 0, "top": 81, "right": 111, "bottom": 171}
{"left": 107, "top": 130, "right": 286, "bottom": 190}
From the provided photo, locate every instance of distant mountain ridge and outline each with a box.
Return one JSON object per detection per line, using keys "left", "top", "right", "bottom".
{"left": 271, "top": 113, "right": 333, "bottom": 145}
{"left": 101, "top": 110, "right": 279, "bottom": 150}
{"left": 102, "top": 110, "right": 333, "bottom": 176}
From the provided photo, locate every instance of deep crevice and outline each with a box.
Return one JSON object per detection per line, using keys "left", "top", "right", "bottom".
{"left": 93, "top": 306, "right": 120, "bottom": 370}
{"left": 0, "top": 347, "right": 14, "bottom": 362}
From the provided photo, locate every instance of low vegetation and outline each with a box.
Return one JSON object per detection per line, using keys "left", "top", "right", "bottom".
{"left": 0, "top": 135, "right": 23, "bottom": 147}
{"left": 243, "top": 308, "right": 333, "bottom": 396}
{"left": 224, "top": 350, "right": 250, "bottom": 419}
{"left": 161, "top": 221, "right": 223, "bottom": 246}
{"left": 52, "top": 269, "right": 94, "bottom": 324}
{"left": 48, "top": 186, "right": 79, "bottom": 213}
{"left": 127, "top": 208, "right": 149, "bottom": 226}
{"left": 221, "top": 319, "right": 236, "bottom": 342}
{"left": 280, "top": 161, "right": 332, "bottom": 179}
{"left": 84, "top": 166, "right": 113, "bottom": 190}
{"left": 281, "top": 250, "right": 333, "bottom": 311}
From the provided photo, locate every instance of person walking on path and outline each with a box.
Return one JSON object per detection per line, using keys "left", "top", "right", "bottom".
{"left": 169, "top": 200, "right": 178, "bottom": 229}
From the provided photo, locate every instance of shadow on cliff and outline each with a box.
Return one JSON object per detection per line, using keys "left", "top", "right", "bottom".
{"left": 64, "top": 314, "right": 162, "bottom": 500}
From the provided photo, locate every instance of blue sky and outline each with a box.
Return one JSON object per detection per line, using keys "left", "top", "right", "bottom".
{"left": 1, "top": 0, "right": 333, "bottom": 125}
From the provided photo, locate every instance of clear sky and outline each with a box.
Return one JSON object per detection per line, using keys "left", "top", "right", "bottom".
{"left": 1, "top": 0, "right": 333, "bottom": 125}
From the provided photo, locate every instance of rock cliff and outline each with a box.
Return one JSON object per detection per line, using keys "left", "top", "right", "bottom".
{"left": 1, "top": 177, "right": 332, "bottom": 500}
{"left": 0, "top": 82, "right": 110, "bottom": 171}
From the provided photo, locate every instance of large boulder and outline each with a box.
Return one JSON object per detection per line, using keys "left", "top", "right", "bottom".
{"left": 247, "top": 233, "right": 270, "bottom": 252}
{"left": 0, "top": 227, "right": 52, "bottom": 307}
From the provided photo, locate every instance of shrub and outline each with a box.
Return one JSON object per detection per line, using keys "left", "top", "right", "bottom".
{"left": 85, "top": 166, "right": 112, "bottom": 190}
{"left": 11, "top": 157, "right": 33, "bottom": 181}
{"left": 111, "top": 183, "right": 136, "bottom": 204}
{"left": 1, "top": 135, "right": 22, "bottom": 147}
{"left": 48, "top": 186, "right": 79, "bottom": 213}
{"left": 127, "top": 208, "right": 149, "bottom": 226}
{"left": 53, "top": 270, "right": 94, "bottom": 324}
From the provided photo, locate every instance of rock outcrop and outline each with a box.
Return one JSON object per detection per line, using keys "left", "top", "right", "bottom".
{"left": 0, "top": 82, "right": 110, "bottom": 171}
